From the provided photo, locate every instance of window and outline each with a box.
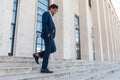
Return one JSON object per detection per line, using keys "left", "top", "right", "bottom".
{"left": 8, "top": 0, "right": 18, "bottom": 56}
{"left": 36, "top": 0, "right": 49, "bottom": 52}
{"left": 91, "top": 27, "right": 95, "bottom": 60}
{"left": 74, "top": 16, "right": 81, "bottom": 59}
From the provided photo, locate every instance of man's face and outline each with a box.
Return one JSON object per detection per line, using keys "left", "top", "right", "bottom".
{"left": 51, "top": 8, "right": 58, "bottom": 16}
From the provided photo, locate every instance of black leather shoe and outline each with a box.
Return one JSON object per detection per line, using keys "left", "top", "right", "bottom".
{"left": 41, "top": 69, "right": 53, "bottom": 73}
{"left": 33, "top": 54, "right": 39, "bottom": 64}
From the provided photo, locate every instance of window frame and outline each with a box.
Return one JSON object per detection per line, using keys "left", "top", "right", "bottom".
{"left": 36, "top": 0, "right": 49, "bottom": 53}
{"left": 9, "top": 0, "right": 18, "bottom": 56}
{"left": 74, "top": 15, "right": 81, "bottom": 60}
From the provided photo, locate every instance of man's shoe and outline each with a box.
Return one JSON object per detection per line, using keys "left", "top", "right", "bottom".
{"left": 33, "top": 54, "right": 39, "bottom": 64}
{"left": 41, "top": 69, "right": 53, "bottom": 73}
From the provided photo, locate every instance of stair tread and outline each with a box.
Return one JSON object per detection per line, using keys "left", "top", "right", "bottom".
{"left": 58, "top": 67, "right": 120, "bottom": 80}
{"left": 0, "top": 64, "right": 110, "bottom": 70}
{"left": 0, "top": 57, "right": 120, "bottom": 80}
{"left": 0, "top": 66, "right": 112, "bottom": 80}
{"left": 0, "top": 66, "right": 118, "bottom": 80}
{"left": 100, "top": 70, "right": 120, "bottom": 80}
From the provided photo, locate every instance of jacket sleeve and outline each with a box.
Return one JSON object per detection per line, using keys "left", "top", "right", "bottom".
{"left": 42, "top": 12, "right": 50, "bottom": 35}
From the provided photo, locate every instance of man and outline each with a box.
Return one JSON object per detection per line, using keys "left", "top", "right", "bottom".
{"left": 33, "top": 4, "right": 58, "bottom": 73}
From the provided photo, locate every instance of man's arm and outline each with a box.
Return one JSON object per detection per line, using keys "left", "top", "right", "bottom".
{"left": 42, "top": 12, "right": 50, "bottom": 37}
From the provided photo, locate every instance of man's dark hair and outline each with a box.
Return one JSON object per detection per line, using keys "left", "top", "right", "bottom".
{"left": 49, "top": 4, "right": 58, "bottom": 10}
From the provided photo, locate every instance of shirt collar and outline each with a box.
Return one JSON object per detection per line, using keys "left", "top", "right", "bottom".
{"left": 49, "top": 11, "right": 53, "bottom": 17}
{"left": 49, "top": 11, "right": 54, "bottom": 22}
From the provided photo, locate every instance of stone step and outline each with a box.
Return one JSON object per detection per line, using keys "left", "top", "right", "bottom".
{"left": 0, "top": 56, "right": 119, "bottom": 80}
{"left": 0, "top": 56, "right": 33, "bottom": 61}
{"left": 99, "top": 70, "right": 120, "bottom": 80}
{"left": 0, "top": 66, "right": 115, "bottom": 80}
{"left": 0, "top": 56, "right": 112, "bottom": 64}
{"left": 0, "top": 56, "right": 117, "bottom": 65}
{"left": 0, "top": 59, "right": 114, "bottom": 68}
{"left": 0, "top": 56, "right": 117, "bottom": 68}
{"left": 58, "top": 67, "right": 120, "bottom": 80}
{"left": 0, "top": 60, "right": 103, "bottom": 68}
{"left": 0, "top": 56, "right": 89, "bottom": 67}
{"left": 0, "top": 63, "right": 109, "bottom": 77}
{"left": 0, "top": 56, "right": 86, "bottom": 63}
{"left": 0, "top": 60, "right": 104, "bottom": 69}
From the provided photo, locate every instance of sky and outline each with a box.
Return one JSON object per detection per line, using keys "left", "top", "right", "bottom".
{"left": 112, "top": 0, "right": 120, "bottom": 20}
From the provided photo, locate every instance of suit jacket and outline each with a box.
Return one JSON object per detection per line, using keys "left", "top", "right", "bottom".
{"left": 41, "top": 12, "right": 56, "bottom": 39}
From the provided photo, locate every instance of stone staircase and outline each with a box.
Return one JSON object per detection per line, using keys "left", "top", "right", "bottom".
{"left": 0, "top": 56, "right": 120, "bottom": 80}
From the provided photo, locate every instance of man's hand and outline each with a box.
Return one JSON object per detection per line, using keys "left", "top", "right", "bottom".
{"left": 47, "top": 33, "right": 50, "bottom": 37}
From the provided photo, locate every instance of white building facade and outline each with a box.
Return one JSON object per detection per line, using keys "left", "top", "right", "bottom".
{"left": 0, "top": 0, "right": 120, "bottom": 62}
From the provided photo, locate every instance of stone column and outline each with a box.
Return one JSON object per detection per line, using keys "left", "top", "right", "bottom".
{"left": 0, "top": 0, "right": 14, "bottom": 56}
{"left": 112, "top": 16, "right": 117, "bottom": 61}
{"left": 13, "top": 0, "right": 37, "bottom": 57}
{"left": 115, "top": 20, "right": 119, "bottom": 61}
{"left": 104, "top": 1, "right": 114, "bottom": 61}
{"left": 116, "top": 23, "right": 119, "bottom": 61}
{"left": 91, "top": 0, "right": 103, "bottom": 61}
{"left": 98, "top": 0, "right": 110, "bottom": 61}
{"left": 118, "top": 26, "right": 120, "bottom": 61}
{"left": 119, "top": 26, "right": 120, "bottom": 61}
{"left": 79, "top": 0, "right": 90, "bottom": 60}
{"left": 117, "top": 26, "right": 119, "bottom": 61}
{"left": 109, "top": 4, "right": 115, "bottom": 61}
{"left": 118, "top": 27, "right": 119, "bottom": 61}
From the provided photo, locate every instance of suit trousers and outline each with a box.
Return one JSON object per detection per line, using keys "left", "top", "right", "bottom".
{"left": 41, "top": 36, "right": 56, "bottom": 70}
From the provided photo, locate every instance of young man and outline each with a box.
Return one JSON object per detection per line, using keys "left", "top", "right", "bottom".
{"left": 33, "top": 4, "right": 58, "bottom": 73}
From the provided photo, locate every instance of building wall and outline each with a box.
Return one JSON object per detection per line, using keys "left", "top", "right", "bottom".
{"left": 0, "top": 0, "right": 120, "bottom": 62}
{"left": 0, "top": 0, "right": 14, "bottom": 56}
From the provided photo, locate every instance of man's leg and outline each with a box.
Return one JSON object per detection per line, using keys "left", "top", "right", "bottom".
{"left": 41, "top": 38, "right": 51, "bottom": 70}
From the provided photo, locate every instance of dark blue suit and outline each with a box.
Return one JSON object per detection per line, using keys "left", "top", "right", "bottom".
{"left": 41, "top": 12, "right": 56, "bottom": 70}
